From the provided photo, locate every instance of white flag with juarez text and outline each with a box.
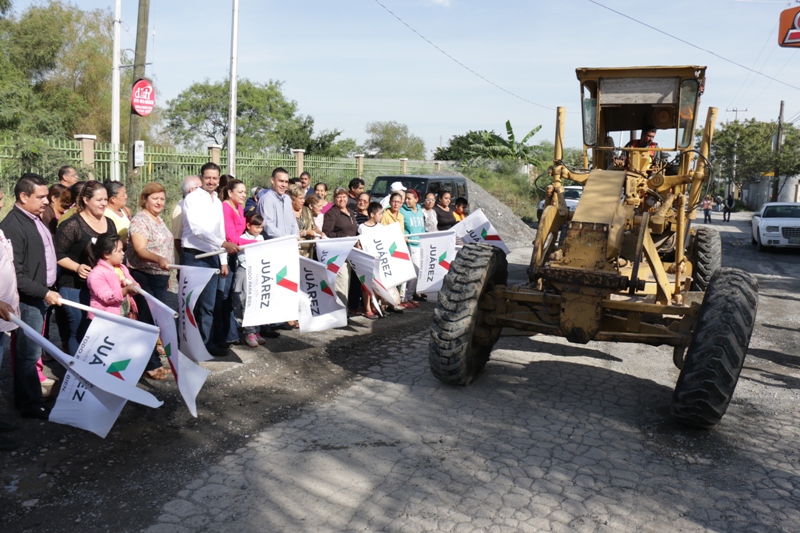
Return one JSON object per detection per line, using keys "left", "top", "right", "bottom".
{"left": 49, "top": 313, "right": 161, "bottom": 438}
{"left": 314, "top": 236, "right": 358, "bottom": 280}
{"left": 177, "top": 265, "right": 216, "bottom": 363}
{"left": 298, "top": 257, "right": 347, "bottom": 332}
{"left": 139, "top": 288, "right": 208, "bottom": 417}
{"left": 358, "top": 222, "right": 416, "bottom": 287}
{"left": 416, "top": 231, "right": 456, "bottom": 293}
{"left": 242, "top": 236, "right": 300, "bottom": 327}
{"left": 452, "top": 208, "right": 510, "bottom": 254}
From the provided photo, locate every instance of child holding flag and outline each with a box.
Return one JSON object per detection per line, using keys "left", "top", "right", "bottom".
{"left": 86, "top": 233, "right": 139, "bottom": 321}
{"left": 85, "top": 233, "right": 171, "bottom": 380}
{"left": 233, "top": 213, "right": 268, "bottom": 347}
{"left": 357, "top": 203, "right": 384, "bottom": 319}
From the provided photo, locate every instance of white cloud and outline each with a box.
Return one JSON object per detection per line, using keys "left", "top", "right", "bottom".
{"left": 430, "top": 0, "right": 452, "bottom": 6}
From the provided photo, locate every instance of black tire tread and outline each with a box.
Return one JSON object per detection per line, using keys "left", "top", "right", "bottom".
{"left": 691, "top": 226, "right": 722, "bottom": 291}
{"left": 429, "top": 243, "right": 508, "bottom": 386}
{"left": 671, "top": 268, "right": 758, "bottom": 428}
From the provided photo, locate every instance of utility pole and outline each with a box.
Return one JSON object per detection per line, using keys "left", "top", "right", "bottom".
{"left": 111, "top": 0, "right": 121, "bottom": 182}
{"left": 772, "top": 100, "right": 785, "bottom": 201}
{"left": 126, "top": 0, "right": 150, "bottom": 183}
{"left": 725, "top": 109, "right": 746, "bottom": 197}
{"left": 227, "top": 0, "right": 240, "bottom": 176}
{"left": 725, "top": 108, "right": 747, "bottom": 122}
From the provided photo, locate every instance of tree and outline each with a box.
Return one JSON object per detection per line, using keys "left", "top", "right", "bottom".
{"left": 165, "top": 78, "right": 343, "bottom": 154}
{"left": 468, "top": 121, "right": 544, "bottom": 167}
{"left": 434, "top": 130, "right": 493, "bottom": 161}
{"left": 0, "top": 1, "right": 160, "bottom": 142}
{"left": 363, "top": 121, "right": 426, "bottom": 159}
{"left": 710, "top": 119, "right": 800, "bottom": 196}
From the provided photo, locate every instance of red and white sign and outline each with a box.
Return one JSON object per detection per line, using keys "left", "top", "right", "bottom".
{"left": 131, "top": 79, "right": 155, "bottom": 116}
{"left": 779, "top": 6, "right": 800, "bottom": 48}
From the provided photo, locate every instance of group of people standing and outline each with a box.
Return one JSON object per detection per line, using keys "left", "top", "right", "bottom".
{"left": 702, "top": 194, "right": 736, "bottom": 223}
{"left": 0, "top": 164, "right": 468, "bottom": 449}
{"left": 0, "top": 169, "right": 181, "bottom": 437}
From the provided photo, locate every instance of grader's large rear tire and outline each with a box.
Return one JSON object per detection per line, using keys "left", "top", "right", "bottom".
{"left": 690, "top": 226, "right": 721, "bottom": 291}
{"left": 671, "top": 268, "right": 758, "bottom": 428}
{"left": 429, "top": 243, "right": 508, "bottom": 385}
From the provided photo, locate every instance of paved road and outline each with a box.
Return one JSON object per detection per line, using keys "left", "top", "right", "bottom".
{"left": 147, "top": 212, "right": 800, "bottom": 533}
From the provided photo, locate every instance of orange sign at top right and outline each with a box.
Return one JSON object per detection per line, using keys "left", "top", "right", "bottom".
{"left": 780, "top": 6, "right": 800, "bottom": 47}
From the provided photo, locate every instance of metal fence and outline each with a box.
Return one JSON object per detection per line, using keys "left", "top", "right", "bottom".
{"left": 0, "top": 136, "right": 453, "bottom": 195}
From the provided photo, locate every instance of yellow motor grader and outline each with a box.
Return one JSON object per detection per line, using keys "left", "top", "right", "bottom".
{"left": 429, "top": 66, "right": 758, "bottom": 428}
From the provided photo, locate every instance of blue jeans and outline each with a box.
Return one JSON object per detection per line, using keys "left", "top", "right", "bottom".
{"left": 180, "top": 250, "right": 221, "bottom": 349}
{"left": 130, "top": 269, "right": 170, "bottom": 371}
{"left": 58, "top": 286, "right": 89, "bottom": 355}
{"left": 212, "top": 255, "right": 240, "bottom": 345}
{"left": 10, "top": 300, "right": 47, "bottom": 410}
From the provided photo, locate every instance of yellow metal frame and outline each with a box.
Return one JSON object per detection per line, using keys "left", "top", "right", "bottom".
{"left": 516, "top": 66, "right": 717, "bottom": 355}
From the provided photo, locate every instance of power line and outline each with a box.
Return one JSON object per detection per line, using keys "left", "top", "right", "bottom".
{"left": 371, "top": 0, "right": 555, "bottom": 111}
{"left": 587, "top": 0, "right": 800, "bottom": 93}
{"left": 726, "top": 21, "right": 777, "bottom": 110}
{"left": 747, "top": 49, "right": 799, "bottom": 109}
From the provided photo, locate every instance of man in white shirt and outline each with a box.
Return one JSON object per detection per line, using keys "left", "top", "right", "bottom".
{"left": 172, "top": 175, "right": 201, "bottom": 259}
{"left": 181, "top": 163, "right": 239, "bottom": 356}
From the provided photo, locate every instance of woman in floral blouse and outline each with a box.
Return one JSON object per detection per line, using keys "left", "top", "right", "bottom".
{"left": 125, "top": 182, "right": 174, "bottom": 380}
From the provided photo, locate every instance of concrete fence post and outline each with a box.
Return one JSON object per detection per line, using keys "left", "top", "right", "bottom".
{"left": 74, "top": 134, "right": 96, "bottom": 179}
{"left": 435, "top": 162, "right": 441, "bottom": 172}
{"left": 400, "top": 158, "right": 408, "bottom": 175}
{"left": 208, "top": 145, "right": 222, "bottom": 165}
{"left": 292, "top": 149, "right": 305, "bottom": 177}
{"left": 355, "top": 154, "right": 364, "bottom": 179}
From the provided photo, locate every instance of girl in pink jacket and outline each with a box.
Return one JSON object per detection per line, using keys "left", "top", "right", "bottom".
{"left": 86, "top": 233, "right": 138, "bottom": 319}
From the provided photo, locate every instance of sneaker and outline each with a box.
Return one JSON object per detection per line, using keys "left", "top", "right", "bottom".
{"left": 245, "top": 334, "right": 259, "bottom": 348}
{"left": 254, "top": 333, "right": 267, "bottom": 345}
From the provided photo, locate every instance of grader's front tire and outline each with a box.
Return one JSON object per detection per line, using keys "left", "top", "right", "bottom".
{"left": 690, "top": 226, "right": 722, "bottom": 291}
{"left": 671, "top": 269, "right": 758, "bottom": 428}
{"left": 429, "top": 243, "right": 508, "bottom": 386}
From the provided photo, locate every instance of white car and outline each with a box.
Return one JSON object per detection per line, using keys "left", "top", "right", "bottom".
{"left": 751, "top": 202, "right": 800, "bottom": 251}
{"left": 537, "top": 186, "right": 584, "bottom": 221}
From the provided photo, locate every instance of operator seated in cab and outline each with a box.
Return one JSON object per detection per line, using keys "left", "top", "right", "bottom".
{"left": 622, "top": 126, "right": 664, "bottom": 173}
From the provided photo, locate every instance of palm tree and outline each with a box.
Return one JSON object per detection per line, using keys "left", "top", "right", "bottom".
{"left": 468, "top": 120, "right": 544, "bottom": 182}
{"left": 469, "top": 120, "right": 543, "bottom": 167}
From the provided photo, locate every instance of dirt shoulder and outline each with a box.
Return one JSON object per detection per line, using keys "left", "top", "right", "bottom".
{"left": 0, "top": 306, "right": 434, "bottom": 533}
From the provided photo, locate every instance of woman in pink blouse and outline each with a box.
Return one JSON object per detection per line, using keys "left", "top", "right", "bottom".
{"left": 218, "top": 178, "right": 250, "bottom": 345}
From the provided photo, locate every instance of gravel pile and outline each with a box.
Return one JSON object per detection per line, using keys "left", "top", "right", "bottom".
{"left": 434, "top": 170, "right": 537, "bottom": 250}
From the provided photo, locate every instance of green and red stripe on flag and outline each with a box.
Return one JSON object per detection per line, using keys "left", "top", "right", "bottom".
{"left": 276, "top": 266, "right": 298, "bottom": 292}
{"left": 481, "top": 228, "right": 501, "bottom": 241}
{"left": 389, "top": 241, "right": 410, "bottom": 261}
{"left": 106, "top": 359, "right": 131, "bottom": 380}
{"left": 438, "top": 252, "right": 450, "bottom": 271}
{"left": 320, "top": 280, "right": 334, "bottom": 297}
{"left": 326, "top": 255, "right": 340, "bottom": 273}
{"left": 184, "top": 291, "right": 197, "bottom": 327}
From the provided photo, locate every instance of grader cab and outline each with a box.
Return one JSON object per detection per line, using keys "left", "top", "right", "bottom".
{"left": 429, "top": 66, "right": 758, "bottom": 428}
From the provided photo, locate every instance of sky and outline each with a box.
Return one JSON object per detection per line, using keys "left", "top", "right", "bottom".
{"left": 12, "top": 0, "right": 800, "bottom": 157}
